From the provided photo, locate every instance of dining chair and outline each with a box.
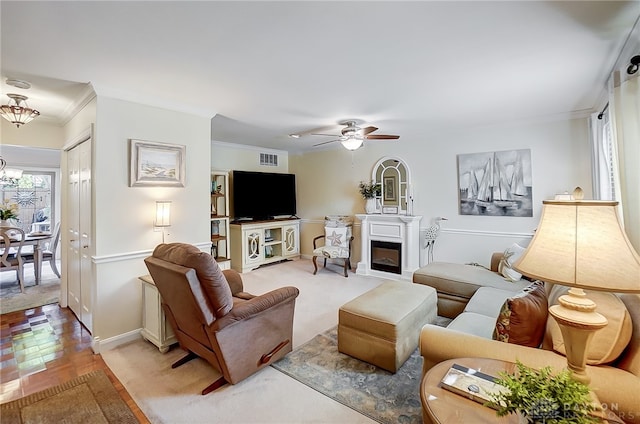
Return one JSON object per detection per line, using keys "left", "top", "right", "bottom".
{"left": 0, "top": 226, "right": 26, "bottom": 293}
{"left": 22, "top": 222, "right": 61, "bottom": 279}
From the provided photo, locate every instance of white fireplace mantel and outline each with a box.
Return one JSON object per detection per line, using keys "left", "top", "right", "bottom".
{"left": 355, "top": 214, "right": 422, "bottom": 280}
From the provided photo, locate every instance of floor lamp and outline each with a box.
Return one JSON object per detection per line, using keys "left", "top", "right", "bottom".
{"left": 514, "top": 199, "right": 640, "bottom": 384}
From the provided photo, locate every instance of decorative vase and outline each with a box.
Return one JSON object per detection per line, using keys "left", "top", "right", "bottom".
{"left": 365, "top": 198, "right": 377, "bottom": 214}
{"left": 0, "top": 219, "right": 10, "bottom": 227}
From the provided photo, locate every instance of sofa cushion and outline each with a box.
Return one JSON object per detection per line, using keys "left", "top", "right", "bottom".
{"left": 153, "top": 243, "right": 234, "bottom": 318}
{"left": 413, "top": 262, "right": 530, "bottom": 302}
{"left": 463, "top": 287, "right": 516, "bottom": 318}
{"left": 497, "top": 243, "right": 526, "bottom": 282}
{"left": 544, "top": 285, "right": 632, "bottom": 365}
{"left": 447, "top": 312, "right": 498, "bottom": 339}
{"left": 493, "top": 280, "right": 548, "bottom": 347}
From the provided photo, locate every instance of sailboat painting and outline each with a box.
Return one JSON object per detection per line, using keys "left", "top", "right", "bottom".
{"left": 457, "top": 149, "right": 532, "bottom": 217}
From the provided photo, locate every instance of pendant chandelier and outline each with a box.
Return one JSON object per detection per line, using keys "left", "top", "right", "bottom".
{"left": 0, "top": 93, "right": 40, "bottom": 128}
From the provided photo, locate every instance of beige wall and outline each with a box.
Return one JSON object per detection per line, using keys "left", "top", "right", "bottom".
{"left": 211, "top": 141, "right": 289, "bottom": 173}
{"left": 89, "top": 97, "right": 211, "bottom": 342}
{"left": 1, "top": 119, "right": 65, "bottom": 148}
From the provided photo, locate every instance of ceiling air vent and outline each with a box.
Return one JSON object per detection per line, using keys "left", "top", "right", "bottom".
{"left": 260, "top": 153, "right": 278, "bottom": 166}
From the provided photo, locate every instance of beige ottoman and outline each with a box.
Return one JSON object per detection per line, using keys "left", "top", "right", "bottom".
{"left": 338, "top": 280, "right": 437, "bottom": 372}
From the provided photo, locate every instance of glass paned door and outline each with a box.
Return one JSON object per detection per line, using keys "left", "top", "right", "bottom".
{"left": 0, "top": 171, "right": 55, "bottom": 234}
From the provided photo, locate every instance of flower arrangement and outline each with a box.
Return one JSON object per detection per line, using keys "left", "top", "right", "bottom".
{"left": 0, "top": 201, "right": 19, "bottom": 221}
{"left": 358, "top": 180, "right": 381, "bottom": 199}
{"left": 488, "top": 361, "right": 598, "bottom": 424}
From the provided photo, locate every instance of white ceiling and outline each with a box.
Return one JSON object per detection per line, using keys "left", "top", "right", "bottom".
{"left": 2, "top": 1, "right": 639, "bottom": 153}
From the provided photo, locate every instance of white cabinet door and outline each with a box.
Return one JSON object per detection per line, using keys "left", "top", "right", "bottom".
{"left": 243, "top": 229, "right": 263, "bottom": 267}
{"left": 283, "top": 224, "right": 299, "bottom": 256}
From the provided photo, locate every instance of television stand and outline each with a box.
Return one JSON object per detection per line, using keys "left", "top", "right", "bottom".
{"left": 229, "top": 218, "right": 300, "bottom": 273}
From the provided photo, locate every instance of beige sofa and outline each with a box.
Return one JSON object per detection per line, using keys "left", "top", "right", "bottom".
{"left": 413, "top": 253, "right": 531, "bottom": 318}
{"left": 415, "top": 257, "right": 640, "bottom": 423}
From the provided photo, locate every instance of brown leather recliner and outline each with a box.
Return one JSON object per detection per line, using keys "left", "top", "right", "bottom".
{"left": 144, "top": 243, "right": 299, "bottom": 394}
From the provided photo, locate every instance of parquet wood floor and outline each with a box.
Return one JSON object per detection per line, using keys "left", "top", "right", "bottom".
{"left": 0, "top": 303, "right": 149, "bottom": 423}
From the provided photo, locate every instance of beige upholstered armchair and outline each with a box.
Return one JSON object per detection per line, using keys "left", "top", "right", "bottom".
{"left": 144, "top": 243, "right": 299, "bottom": 394}
{"left": 312, "top": 216, "right": 354, "bottom": 277}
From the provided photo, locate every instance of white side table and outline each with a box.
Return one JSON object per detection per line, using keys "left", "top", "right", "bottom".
{"left": 138, "top": 275, "right": 177, "bottom": 353}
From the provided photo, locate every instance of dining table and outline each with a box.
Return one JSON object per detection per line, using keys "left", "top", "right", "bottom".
{"left": 1, "top": 232, "right": 54, "bottom": 286}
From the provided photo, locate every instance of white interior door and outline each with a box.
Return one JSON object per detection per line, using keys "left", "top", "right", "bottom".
{"left": 79, "top": 139, "right": 93, "bottom": 332}
{"left": 67, "top": 144, "right": 81, "bottom": 315}
{"left": 66, "top": 138, "right": 92, "bottom": 332}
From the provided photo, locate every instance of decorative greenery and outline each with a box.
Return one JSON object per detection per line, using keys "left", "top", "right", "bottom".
{"left": 487, "top": 361, "right": 598, "bottom": 424}
{"left": 358, "top": 180, "right": 381, "bottom": 199}
{"left": 0, "top": 202, "right": 19, "bottom": 221}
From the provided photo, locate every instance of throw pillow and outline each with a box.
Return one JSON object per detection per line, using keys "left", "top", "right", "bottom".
{"left": 543, "top": 285, "right": 632, "bottom": 365}
{"left": 325, "top": 226, "right": 348, "bottom": 248}
{"left": 498, "top": 243, "right": 526, "bottom": 282}
{"left": 493, "top": 280, "right": 548, "bottom": 347}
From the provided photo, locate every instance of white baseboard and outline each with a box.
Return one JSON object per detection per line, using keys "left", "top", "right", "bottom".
{"left": 93, "top": 328, "right": 142, "bottom": 353}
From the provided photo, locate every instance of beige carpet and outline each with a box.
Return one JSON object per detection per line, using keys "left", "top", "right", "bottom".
{"left": 102, "top": 259, "right": 392, "bottom": 424}
{"left": 0, "top": 262, "right": 60, "bottom": 314}
{"left": 0, "top": 370, "right": 137, "bottom": 424}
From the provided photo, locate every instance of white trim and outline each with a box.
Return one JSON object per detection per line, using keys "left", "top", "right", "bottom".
{"left": 92, "top": 241, "right": 211, "bottom": 264}
{"left": 438, "top": 228, "right": 534, "bottom": 239}
{"left": 212, "top": 140, "right": 289, "bottom": 156}
{"left": 93, "top": 329, "right": 142, "bottom": 353}
{"left": 63, "top": 125, "right": 93, "bottom": 151}
{"left": 60, "top": 84, "right": 97, "bottom": 126}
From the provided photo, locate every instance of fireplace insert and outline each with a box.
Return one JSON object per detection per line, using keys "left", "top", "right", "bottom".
{"left": 371, "top": 240, "right": 402, "bottom": 274}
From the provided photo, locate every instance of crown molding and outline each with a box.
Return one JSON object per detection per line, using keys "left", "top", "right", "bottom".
{"left": 59, "top": 83, "right": 96, "bottom": 126}
{"left": 211, "top": 140, "right": 289, "bottom": 156}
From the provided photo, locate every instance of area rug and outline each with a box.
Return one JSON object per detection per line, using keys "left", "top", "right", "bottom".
{"left": 0, "top": 279, "right": 60, "bottom": 314}
{"left": 0, "top": 370, "right": 138, "bottom": 424}
{"left": 1, "top": 261, "right": 60, "bottom": 314}
{"left": 271, "top": 325, "right": 438, "bottom": 424}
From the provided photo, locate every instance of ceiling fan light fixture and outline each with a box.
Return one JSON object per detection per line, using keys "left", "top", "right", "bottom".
{"left": 0, "top": 93, "right": 40, "bottom": 128}
{"left": 341, "top": 137, "right": 364, "bottom": 150}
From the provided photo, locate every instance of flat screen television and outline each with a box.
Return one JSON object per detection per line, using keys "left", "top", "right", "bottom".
{"left": 231, "top": 170, "right": 297, "bottom": 220}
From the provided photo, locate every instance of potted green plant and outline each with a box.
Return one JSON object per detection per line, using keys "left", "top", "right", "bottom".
{"left": 488, "top": 361, "right": 599, "bottom": 424}
{"left": 358, "top": 180, "right": 381, "bottom": 214}
{"left": 0, "top": 201, "right": 19, "bottom": 226}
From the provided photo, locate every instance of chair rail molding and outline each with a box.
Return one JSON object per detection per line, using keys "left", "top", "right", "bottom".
{"left": 92, "top": 241, "right": 211, "bottom": 264}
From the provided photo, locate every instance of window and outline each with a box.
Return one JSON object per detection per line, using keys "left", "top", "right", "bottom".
{"left": 0, "top": 171, "right": 55, "bottom": 233}
{"left": 592, "top": 111, "right": 619, "bottom": 201}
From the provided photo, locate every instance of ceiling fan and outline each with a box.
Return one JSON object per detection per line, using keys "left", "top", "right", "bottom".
{"left": 310, "top": 121, "right": 400, "bottom": 150}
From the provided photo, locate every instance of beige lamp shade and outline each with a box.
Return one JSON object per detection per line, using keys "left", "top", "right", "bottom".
{"left": 514, "top": 200, "right": 640, "bottom": 293}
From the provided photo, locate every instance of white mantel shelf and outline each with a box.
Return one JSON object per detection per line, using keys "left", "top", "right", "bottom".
{"left": 355, "top": 214, "right": 423, "bottom": 280}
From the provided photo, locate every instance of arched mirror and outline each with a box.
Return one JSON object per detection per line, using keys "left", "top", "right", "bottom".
{"left": 372, "top": 157, "right": 411, "bottom": 214}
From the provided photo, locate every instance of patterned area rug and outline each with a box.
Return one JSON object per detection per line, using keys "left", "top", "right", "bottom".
{"left": 0, "top": 370, "right": 138, "bottom": 424}
{"left": 1, "top": 262, "right": 60, "bottom": 314}
{"left": 271, "top": 321, "right": 449, "bottom": 424}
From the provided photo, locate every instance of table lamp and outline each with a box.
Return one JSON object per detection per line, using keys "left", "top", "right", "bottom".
{"left": 514, "top": 196, "right": 640, "bottom": 384}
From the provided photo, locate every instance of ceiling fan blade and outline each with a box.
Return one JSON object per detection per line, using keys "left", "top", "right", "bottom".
{"left": 313, "top": 139, "right": 341, "bottom": 147}
{"left": 365, "top": 134, "right": 400, "bottom": 140}
{"left": 311, "top": 133, "right": 341, "bottom": 137}
{"left": 361, "top": 126, "right": 378, "bottom": 135}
